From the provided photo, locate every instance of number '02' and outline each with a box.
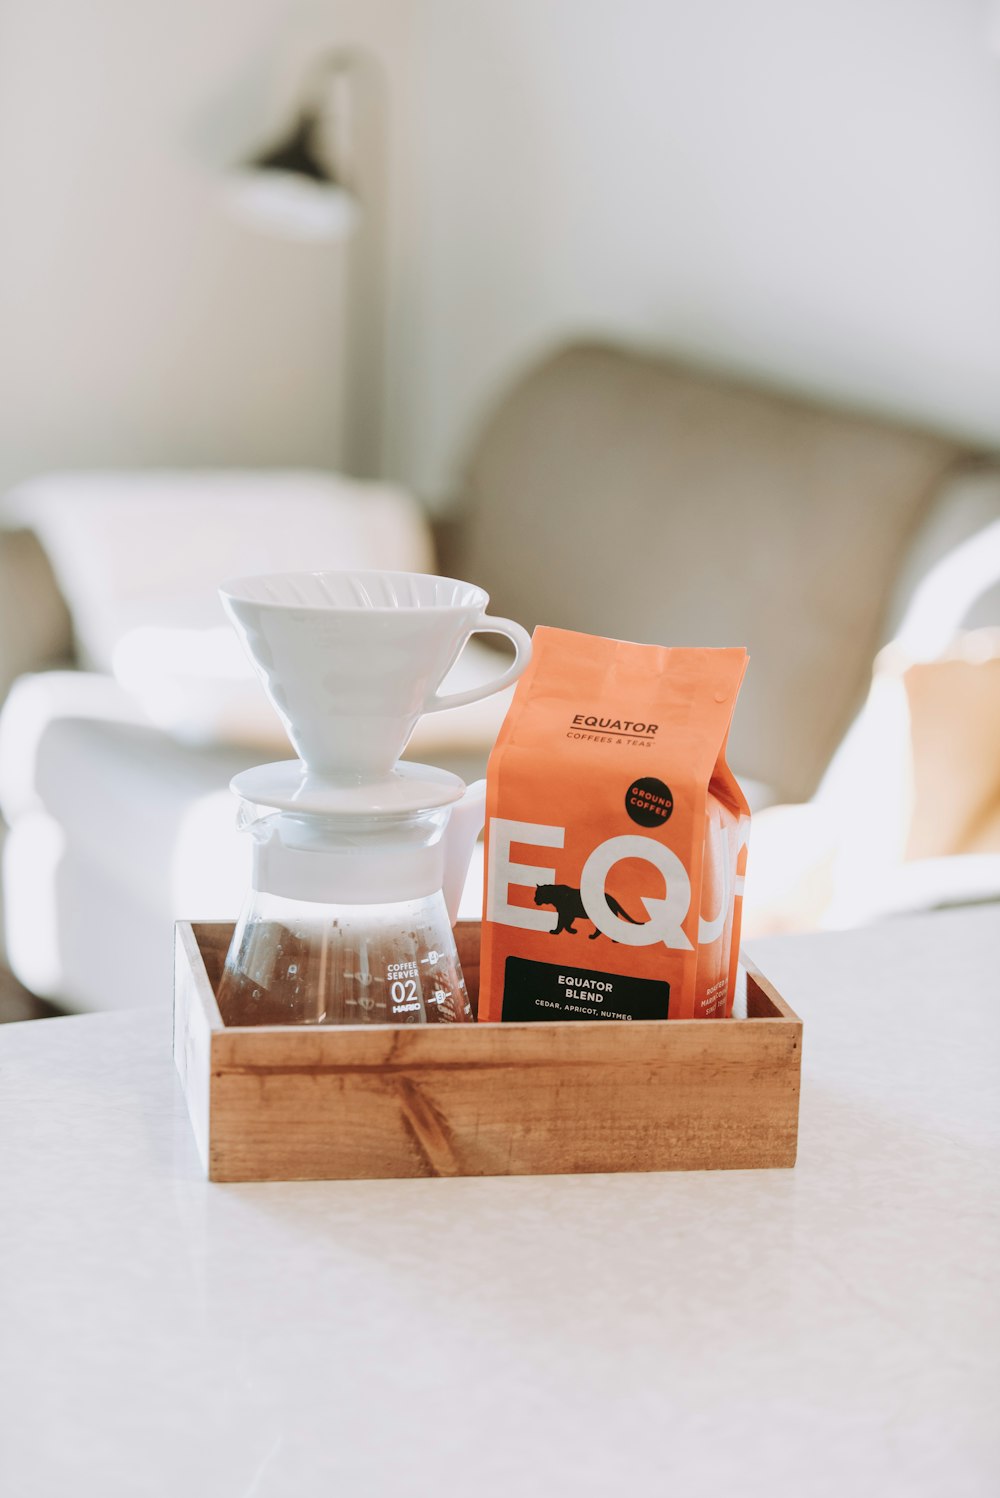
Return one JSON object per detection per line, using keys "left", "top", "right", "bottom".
{"left": 486, "top": 817, "right": 702, "bottom": 951}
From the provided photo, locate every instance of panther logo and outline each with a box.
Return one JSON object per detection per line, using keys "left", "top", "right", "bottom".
{"left": 533, "top": 884, "right": 641, "bottom": 940}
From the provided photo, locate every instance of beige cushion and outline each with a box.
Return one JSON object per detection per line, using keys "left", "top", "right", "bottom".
{"left": 903, "top": 637, "right": 1000, "bottom": 860}
{"left": 452, "top": 343, "right": 967, "bottom": 800}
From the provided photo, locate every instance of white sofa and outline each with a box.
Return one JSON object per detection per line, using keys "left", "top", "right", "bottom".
{"left": 2, "top": 344, "right": 998, "bottom": 1011}
{"left": 0, "top": 472, "right": 511, "bottom": 1009}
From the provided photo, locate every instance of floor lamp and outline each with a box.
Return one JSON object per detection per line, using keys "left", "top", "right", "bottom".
{"left": 225, "top": 49, "right": 386, "bottom": 480}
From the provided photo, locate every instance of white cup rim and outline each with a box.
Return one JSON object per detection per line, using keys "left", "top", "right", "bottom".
{"left": 219, "top": 569, "right": 490, "bottom": 615}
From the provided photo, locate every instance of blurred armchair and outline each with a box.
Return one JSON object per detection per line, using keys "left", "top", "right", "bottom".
{"left": 1, "top": 342, "right": 997, "bottom": 1011}
{"left": 743, "top": 468, "right": 1000, "bottom": 933}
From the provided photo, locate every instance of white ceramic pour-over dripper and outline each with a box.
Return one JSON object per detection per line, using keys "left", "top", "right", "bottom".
{"left": 219, "top": 570, "right": 532, "bottom": 782}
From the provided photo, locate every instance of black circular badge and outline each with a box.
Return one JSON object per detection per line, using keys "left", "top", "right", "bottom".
{"left": 625, "top": 777, "right": 674, "bottom": 828}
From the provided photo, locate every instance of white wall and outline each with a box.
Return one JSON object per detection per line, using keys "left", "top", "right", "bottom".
{"left": 0, "top": 0, "right": 412, "bottom": 491}
{"left": 1, "top": 1, "right": 998, "bottom": 503}
{"left": 392, "top": 0, "right": 1000, "bottom": 498}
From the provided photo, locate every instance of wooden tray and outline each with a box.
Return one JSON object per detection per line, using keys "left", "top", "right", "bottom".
{"left": 174, "top": 921, "right": 801, "bottom": 1181}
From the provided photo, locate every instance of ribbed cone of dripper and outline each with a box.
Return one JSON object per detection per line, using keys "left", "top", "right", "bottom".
{"left": 218, "top": 570, "right": 497, "bottom": 781}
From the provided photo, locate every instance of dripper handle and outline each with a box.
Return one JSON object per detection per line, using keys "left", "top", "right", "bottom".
{"left": 442, "top": 779, "right": 487, "bottom": 925}
{"left": 425, "top": 617, "right": 532, "bottom": 712}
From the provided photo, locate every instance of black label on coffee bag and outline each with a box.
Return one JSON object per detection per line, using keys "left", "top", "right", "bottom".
{"left": 501, "top": 956, "right": 670, "bottom": 1023}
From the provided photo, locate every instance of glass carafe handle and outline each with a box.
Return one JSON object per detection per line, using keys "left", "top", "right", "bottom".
{"left": 442, "top": 779, "right": 486, "bottom": 924}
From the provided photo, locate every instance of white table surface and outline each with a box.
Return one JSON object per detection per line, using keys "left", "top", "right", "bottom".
{"left": 1, "top": 905, "right": 998, "bottom": 1498}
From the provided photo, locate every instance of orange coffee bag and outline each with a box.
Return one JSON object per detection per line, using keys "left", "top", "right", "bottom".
{"left": 480, "top": 627, "right": 750, "bottom": 1022}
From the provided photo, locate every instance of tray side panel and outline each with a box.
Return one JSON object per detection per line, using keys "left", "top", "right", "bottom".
{"left": 173, "top": 923, "right": 220, "bottom": 1174}
{"left": 745, "top": 958, "right": 799, "bottom": 1021}
{"left": 455, "top": 921, "right": 482, "bottom": 1015}
{"left": 207, "top": 1018, "right": 801, "bottom": 1182}
{"left": 191, "top": 923, "right": 232, "bottom": 999}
